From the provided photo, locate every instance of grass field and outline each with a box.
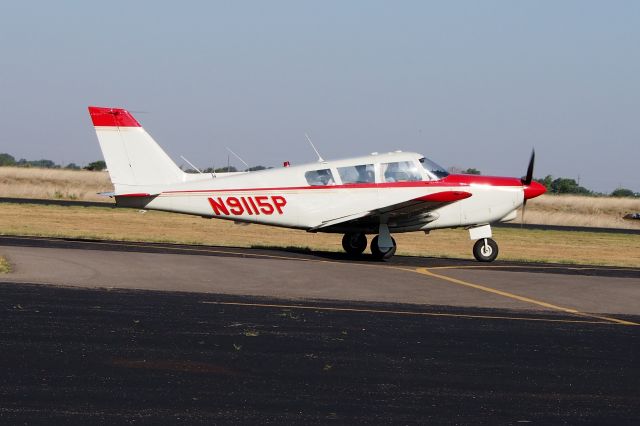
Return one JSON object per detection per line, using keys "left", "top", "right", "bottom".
{"left": 1, "top": 203, "right": 639, "bottom": 267}
{"left": 0, "top": 167, "right": 111, "bottom": 202}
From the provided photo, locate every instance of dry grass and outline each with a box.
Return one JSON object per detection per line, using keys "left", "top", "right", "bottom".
{"left": 0, "top": 167, "right": 112, "bottom": 201}
{"left": 0, "top": 256, "right": 10, "bottom": 274}
{"left": 1, "top": 203, "right": 639, "bottom": 267}
{"left": 516, "top": 195, "right": 640, "bottom": 229}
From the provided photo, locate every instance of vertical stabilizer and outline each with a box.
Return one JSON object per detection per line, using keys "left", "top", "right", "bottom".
{"left": 88, "top": 106, "right": 185, "bottom": 191}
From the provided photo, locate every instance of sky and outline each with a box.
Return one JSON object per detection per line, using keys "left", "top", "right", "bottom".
{"left": 0, "top": 1, "right": 638, "bottom": 193}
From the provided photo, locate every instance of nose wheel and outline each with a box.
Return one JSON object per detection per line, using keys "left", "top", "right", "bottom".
{"left": 342, "top": 232, "right": 367, "bottom": 256}
{"left": 473, "top": 238, "right": 499, "bottom": 262}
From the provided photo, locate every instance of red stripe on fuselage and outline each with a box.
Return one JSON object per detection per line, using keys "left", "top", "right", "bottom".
{"left": 162, "top": 175, "right": 523, "bottom": 195}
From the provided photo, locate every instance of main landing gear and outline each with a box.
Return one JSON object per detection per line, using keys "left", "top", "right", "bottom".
{"left": 342, "top": 224, "right": 398, "bottom": 261}
{"left": 371, "top": 235, "right": 396, "bottom": 260}
{"left": 341, "top": 232, "right": 398, "bottom": 260}
{"left": 342, "top": 232, "right": 367, "bottom": 256}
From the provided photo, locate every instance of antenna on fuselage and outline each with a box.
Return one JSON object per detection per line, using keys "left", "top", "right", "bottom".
{"left": 305, "top": 132, "right": 324, "bottom": 162}
{"left": 225, "top": 147, "right": 250, "bottom": 171}
{"left": 180, "top": 155, "right": 203, "bottom": 174}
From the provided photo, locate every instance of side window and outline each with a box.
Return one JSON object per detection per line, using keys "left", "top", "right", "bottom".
{"left": 381, "top": 161, "right": 423, "bottom": 182}
{"left": 304, "top": 169, "right": 335, "bottom": 186}
{"left": 337, "top": 164, "right": 375, "bottom": 184}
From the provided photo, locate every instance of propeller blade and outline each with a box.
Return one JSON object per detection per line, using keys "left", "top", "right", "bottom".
{"left": 521, "top": 199, "right": 527, "bottom": 227}
{"left": 522, "top": 149, "right": 535, "bottom": 185}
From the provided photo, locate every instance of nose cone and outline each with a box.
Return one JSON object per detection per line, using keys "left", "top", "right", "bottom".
{"left": 523, "top": 181, "right": 546, "bottom": 200}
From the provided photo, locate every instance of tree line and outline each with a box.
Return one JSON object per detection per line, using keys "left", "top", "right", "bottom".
{"left": 0, "top": 153, "right": 106, "bottom": 171}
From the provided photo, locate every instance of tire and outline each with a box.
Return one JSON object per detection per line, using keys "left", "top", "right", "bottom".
{"left": 342, "top": 232, "right": 367, "bottom": 256}
{"left": 371, "top": 235, "right": 397, "bottom": 260}
{"left": 473, "top": 238, "right": 499, "bottom": 262}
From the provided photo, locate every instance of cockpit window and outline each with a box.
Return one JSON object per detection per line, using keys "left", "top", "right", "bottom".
{"left": 419, "top": 157, "right": 449, "bottom": 179}
{"left": 381, "top": 161, "right": 423, "bottom": 182}
{"left": 305, "top": 169, "right": 335, "bottom": 186}
{"left": 337, "top": 164, "right": 375, "bottom": 184}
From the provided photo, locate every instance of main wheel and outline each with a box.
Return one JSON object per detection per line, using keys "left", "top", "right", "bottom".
{"left": 371, "top": 235, "right": 397, "bottom": 260}
{"left": 342, "top": 232, "right": 367, "bottom": 256}
{"left": 473, "top": 238, "right": 499, "bottom": 262}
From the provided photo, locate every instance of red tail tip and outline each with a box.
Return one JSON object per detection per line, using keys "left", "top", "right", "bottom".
{"left": 88, "top": 106, "right": 141, "bottom": 127}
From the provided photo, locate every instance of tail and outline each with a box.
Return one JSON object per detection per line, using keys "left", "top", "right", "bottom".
{"left": 88, "top": 106, "right": 185, "bottom": 193}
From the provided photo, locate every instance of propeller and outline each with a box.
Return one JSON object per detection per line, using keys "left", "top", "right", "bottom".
{"left": 521, "top": 150, "right": 535, "bottom": 225}
{"left": 522, "top": 149, "right": 535, "bottom": 186}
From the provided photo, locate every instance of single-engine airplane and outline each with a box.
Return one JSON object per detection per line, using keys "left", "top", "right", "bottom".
{"left": 89, "top": 106, "right": 546, "bottom": 261}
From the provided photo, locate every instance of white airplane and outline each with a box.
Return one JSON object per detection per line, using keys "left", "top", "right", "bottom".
{"left": 89, "top": 106, "right": 546, "bottom": 262}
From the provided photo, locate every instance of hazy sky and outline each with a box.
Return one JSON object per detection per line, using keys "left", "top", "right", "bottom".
{"left": 1, "top": 1, "right": 638, "bottom": 192}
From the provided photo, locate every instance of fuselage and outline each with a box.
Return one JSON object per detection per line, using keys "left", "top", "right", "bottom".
{"left": 116, "top": 151, "right": 543, "bottom": 234}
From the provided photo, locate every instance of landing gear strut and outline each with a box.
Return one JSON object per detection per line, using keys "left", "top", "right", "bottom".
{"left": 342, "top": 232, "right": 367, "bottom": 256}
{"left": 473, "top": 238, "right": 498, "bottom": 262}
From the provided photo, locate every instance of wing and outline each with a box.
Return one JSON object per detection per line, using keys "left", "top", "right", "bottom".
{"left": 309, "top": 190, "right": 472, "bottom": 232}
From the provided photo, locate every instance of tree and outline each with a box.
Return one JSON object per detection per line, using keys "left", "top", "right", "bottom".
{"left": 246, "top": 165, "right": 269, "bottom": 172}
{"left": 84, "top": 160, "right": 107, "bottom": 171}
{"left": 536, "top": 175, "right": 554, "bottom": 191}
{"left": 550, "top": 177, "right": 591, "bottom": 195}
{"left": 611, "top": 188, "right": 636, "bottom": 198}
{"left": 65, "top": 163, "right": 81, "bottom": 170}
{"left": 24, "top": 159, "right": 58, "bottom": 168}
{"left": 208, "top": 166, "right": 237, "bottom": 173}
{"left": 462, "top": 168, "right": 481, "bottom": 175}
{"left": 0, "top": 153, "right": 16, "bottom": 166}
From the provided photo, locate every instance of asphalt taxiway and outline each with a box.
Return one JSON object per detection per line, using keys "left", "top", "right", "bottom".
{"left": 0, "top": 235, "right": 638, "bottom": 424}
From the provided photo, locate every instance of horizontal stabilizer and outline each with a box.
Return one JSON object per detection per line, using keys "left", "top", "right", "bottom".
{"left": 116, "top": 192, "right": 154, "bottom": 198}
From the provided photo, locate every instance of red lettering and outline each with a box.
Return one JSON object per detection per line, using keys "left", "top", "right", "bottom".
{"left": 248, "top": 197, "right": 260, "bottom": 215}
{"left": 208, "top": 197, "right": 229, "bottom": 215}
{"left": 240, "top": 197, "right": 253, "bottom": 215}
{"left": 272, "top": 196, "right": 287, "bottom": 214}
{"left": 227, "top": 197, "right": 244, "bottom": 215}
{"left": 255, "top": 196, "right": 274, "bottom": 215}
{"left": 210, "top": 195, "right": 286, "bottom": 216}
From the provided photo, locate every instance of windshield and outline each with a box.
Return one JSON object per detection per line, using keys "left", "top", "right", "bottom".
{"left": 419, "top": 157, "right": 449, "bottom": 179}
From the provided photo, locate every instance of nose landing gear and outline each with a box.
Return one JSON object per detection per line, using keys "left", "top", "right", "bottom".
{"left": 473, "top": 238, "right": 498, "bottom": 262}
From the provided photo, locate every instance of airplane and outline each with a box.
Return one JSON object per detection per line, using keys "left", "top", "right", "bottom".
{"left": 88, "top": 106, "right": 546, "bottom": 262}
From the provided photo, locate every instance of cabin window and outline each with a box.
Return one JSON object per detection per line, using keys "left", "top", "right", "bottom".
{"left": 304, "top": 169, "right": 335, "bottom": 186}
{"left": 381, "top": 161, "right": 423, "bottom": 182}
{"left": 337, "top": 164, "right": 375, "bottom": 184}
